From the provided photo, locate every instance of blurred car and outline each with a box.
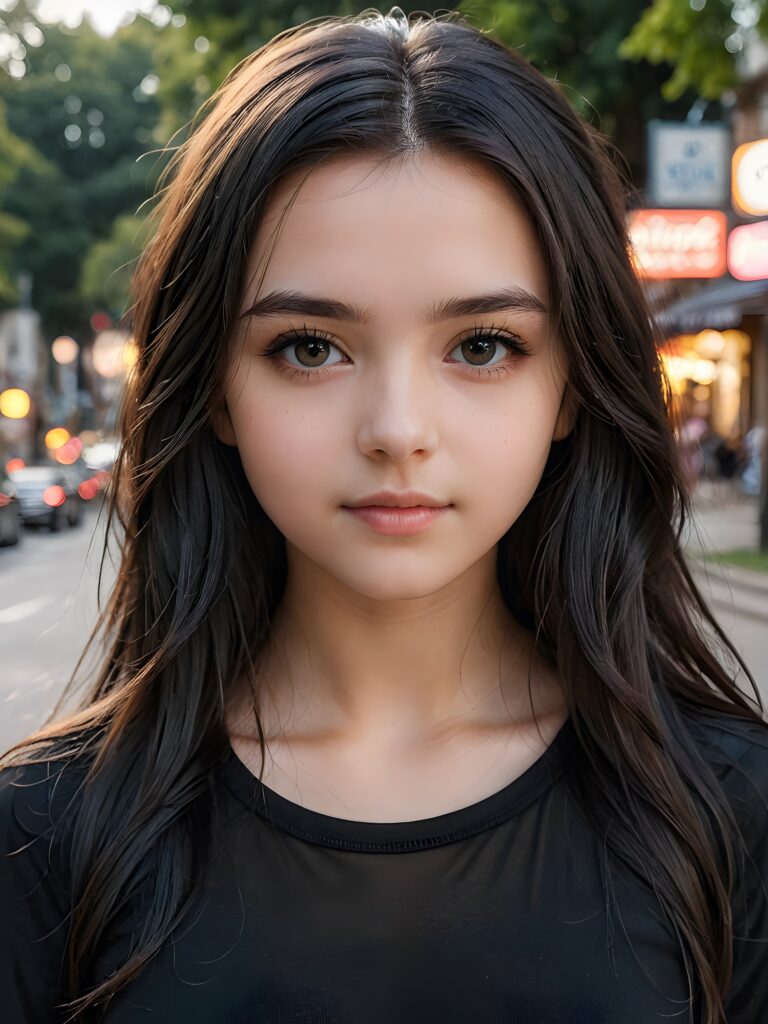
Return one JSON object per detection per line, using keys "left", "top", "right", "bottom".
{"left": 7, "top": 463, "right": 83, "bottom": 531}
{"left": 0, "top": 469, "right": 23, "bottom": 546}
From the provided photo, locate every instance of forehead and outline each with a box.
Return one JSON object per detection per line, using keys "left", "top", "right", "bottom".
{"left": 244, "top": 150, "right": 549, "bottom": 313}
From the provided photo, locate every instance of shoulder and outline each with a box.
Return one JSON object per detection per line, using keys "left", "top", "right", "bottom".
{"left": 677, "top": 708, "right": 768, "bottom": 848}
{"left": 680, "top": 712, "right": 768, "bottom": 1017}
{"left": 0, "top": 746, "right": 94, "bottom": 886}
{"left": 678, "top": 707, "right": 768, "bottom": 784}
{"left": 0, "top": 748, "right": 98, "bottom": 1021}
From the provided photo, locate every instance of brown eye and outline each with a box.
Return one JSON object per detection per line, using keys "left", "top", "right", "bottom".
{"left": 261, "top": 327, "right": 346, "bottom": 372}
{"left": 449, "top": 329, "right": 530, "bottom": 371}
{"left": 460, "top": 336, "right": 498, "bottom": 366}
{"left": 293, "top": 338, "right": 332, "bottom": 367}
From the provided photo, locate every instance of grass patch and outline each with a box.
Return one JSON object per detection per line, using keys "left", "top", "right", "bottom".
{"left": 702, "top": 549, "right": 768, "bottom": 574}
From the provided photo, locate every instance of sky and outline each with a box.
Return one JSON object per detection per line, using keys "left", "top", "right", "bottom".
{"left": 34, "top": 0, "right": 160, "bottom": 37}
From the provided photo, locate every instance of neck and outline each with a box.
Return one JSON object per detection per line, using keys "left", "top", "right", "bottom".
{"left": 229, "top": 543, "right": 564, "bottom": 747}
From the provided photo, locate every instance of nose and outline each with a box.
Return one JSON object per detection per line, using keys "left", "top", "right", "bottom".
{"left": 355, "top": 355, "right": 440, "bottom": 461}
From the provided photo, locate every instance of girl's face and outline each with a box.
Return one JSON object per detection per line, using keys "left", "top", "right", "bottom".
{"left": 216, "top": 150, "right": 573, "bottom": 602}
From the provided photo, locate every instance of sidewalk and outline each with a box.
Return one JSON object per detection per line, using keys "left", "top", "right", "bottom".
{"left": 682, "top": 480, "right": 768, "bottom": 623}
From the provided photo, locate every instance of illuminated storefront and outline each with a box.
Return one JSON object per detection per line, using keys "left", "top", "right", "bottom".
{"left": 659, "top": 328, "right": 751, "bottom": 436}
{"left": 728, "top": 221, "right": 768, "bottom": 281}
{"left": 628, "top": 209, "right": 728, "bottom": 279}
{"left": 652, "top": 274, "right": 768, "bottom": 442}
{"left": 629, "top": 196, "right": 768, "bottom": 442}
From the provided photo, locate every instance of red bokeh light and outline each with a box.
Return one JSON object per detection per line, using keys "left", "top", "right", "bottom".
{"left": 54, "top": 438, "right": 84, "bottom": 465}
{"left": 43, "top": 485, "right": 66, "bottom": 508}
{"left": 77, "top": 478, "right": 100, "bottom": 501}
{"left": 90, "top": 311, "right": 112, "bottom": 332}
{"left": 6, "top": 457, "right": 25, "bottom": 473}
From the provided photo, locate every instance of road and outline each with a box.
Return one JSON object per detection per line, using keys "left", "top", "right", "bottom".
{"left": 692, "top": 594, "right": 767, "bottom": 710}
{"left": 0, "top": 500, "right": 116, "bottom": 753}
{"left": 1, "top": 504, "right": 766, "bottom": 755}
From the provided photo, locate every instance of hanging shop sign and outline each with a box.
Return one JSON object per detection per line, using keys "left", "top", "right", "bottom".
{"left": 628, "top": 209, "right": 728, "bottom": 279}
{"left": 647, "top": 121, "right": 730, "bottom": 207}
{"left": 732, "top": 138, "right": 768, "bottom": 216}
{"left": 727, "top": 220, "right": 768, "bottom": 280}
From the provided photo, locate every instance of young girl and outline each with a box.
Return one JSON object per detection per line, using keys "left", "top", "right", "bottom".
{"left": 2, "top": 8, "right": 766, "bottom": 1023}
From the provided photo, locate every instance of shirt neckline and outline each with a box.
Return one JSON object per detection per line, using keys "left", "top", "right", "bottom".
{"left": 219, "top": 715, "right": 575, "bottom": 853}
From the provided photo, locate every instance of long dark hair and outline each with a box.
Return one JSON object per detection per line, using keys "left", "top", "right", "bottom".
{"left": 2, "top": 9, "right": 764, "bottom": 1022}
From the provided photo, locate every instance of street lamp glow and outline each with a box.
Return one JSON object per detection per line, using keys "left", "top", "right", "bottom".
{"left": 93, "top": 329, "right": 130, "bottom": 378}
{"left": 123, "top": 338, "right": 138, "bottom": 369}
{"left": 52, "top": 335, "right": 79, "bottom": 365}
{"left": 0, "top": 388, "right": 31, "bottom": 419}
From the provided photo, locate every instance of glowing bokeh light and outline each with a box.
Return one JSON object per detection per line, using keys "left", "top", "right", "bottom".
{"left": 90, "top": 310, "right": 112, "bottom": 332}
{"left": 42, "top": 485, "right": 66, "bottom": 508}
{"left": 52, "top": 335, "right": 79, "bottom": 365}
{"left": 93, "top": 330, "right": 131, "bottom": 378}
{"left": 123, "top": 339, "right": 138, "bottom": 369}
{"left": 0, "top": 388, "right": 31, "bottom": 419}
{"left": 54, "top": 438, "right": 83, "bottom": 464}
{"left": 694, "top": 330, "right": 726, "bottom": 360}
{"left": 78, "top": 478, "right": 100, "bottom": 500}
{"left": 45, "top": 427, "right": 71, "bottom": 450}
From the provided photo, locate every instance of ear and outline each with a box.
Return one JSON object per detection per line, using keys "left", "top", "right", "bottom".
{"left": 210, "top": 400, "right": 238, "bottom": 447}
{"left": 552, "top": 384, "right": 578, "bottom": 441}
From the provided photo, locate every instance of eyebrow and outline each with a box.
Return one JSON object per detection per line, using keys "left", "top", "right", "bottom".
{"left": 238, "top": 285, "right": 547, "bottom": 324}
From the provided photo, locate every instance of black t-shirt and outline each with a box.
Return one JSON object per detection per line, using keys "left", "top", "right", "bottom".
{"left": 2, "top": 711, "right": 767, "bottom": 1023}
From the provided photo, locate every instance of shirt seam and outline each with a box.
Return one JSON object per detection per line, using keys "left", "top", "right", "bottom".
{"left": 236, "top": 763, "right": 567, "bottom": 853}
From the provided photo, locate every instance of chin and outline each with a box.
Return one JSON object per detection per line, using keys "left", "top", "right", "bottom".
{"left": 331, "top": 563, "right": 463, "bottom": 603}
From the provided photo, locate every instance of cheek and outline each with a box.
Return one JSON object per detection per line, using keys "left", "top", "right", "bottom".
{"left": 455, "top": 429, "right": 549, "bottom": 540}
{"left": 451, "top": 382, "right": 561, "bottom": 512}
{"left": 229, "top": 393, "right": 340, "bottom": 519}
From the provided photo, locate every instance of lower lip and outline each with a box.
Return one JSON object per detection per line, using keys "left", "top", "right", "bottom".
{"left": 342, "top": 505, "right": 450, "bottom": 535}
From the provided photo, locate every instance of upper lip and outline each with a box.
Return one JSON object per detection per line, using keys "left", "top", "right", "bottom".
{"left": 344, "top": 490, "right": 450, "bottom": 508}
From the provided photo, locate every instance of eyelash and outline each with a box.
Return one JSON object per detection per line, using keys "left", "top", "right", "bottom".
{"left": 259, "top": 323, "right": 532, "bottom": 383}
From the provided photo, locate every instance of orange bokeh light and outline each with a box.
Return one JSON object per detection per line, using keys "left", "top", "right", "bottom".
{"left": 45, "top": 427, "right": 71, "bottom": 450}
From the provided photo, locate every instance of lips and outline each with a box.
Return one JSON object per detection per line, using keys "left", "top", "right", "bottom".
{"left": 342, "top": 504, "right": 450, "bottom": 536}
{"left": 344, "top": 490, "right": 449, "bottom": 509}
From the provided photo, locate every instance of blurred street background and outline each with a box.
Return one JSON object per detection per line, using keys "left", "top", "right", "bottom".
{"left": 1, "top": 0, "right": 768, "bottom": 752}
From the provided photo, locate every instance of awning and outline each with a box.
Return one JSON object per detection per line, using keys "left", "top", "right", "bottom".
{"left": 654, "top": 276, "right": 768, "bottom": 337}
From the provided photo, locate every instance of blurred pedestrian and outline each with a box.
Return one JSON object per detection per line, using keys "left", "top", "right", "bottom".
{"left": 710, "top": 433, "right": 748, "bottom": 503}
{"left": 741, "top": 425, "right": 766, "bottom": 498}
{"left": 678, "top": 414, "right": 708, "bottom": 489}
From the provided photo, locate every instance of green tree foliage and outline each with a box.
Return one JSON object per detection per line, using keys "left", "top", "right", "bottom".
{"left": 0, "top": 96, "right": 45, "bottom": 305}
{"left": 0, "top": 0, "right": 44, "bottom": 77}
{"left": 620, "top": 0, "right": 768, "bottom": 100}
{"left": 458, "top": 0, "right": 696, "bottom": 182}
{"left": 0, "top": 14, "right": 165, "bottom": 337}
{"left": 80, "top": 211, "right": 152, "bottom": 319}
